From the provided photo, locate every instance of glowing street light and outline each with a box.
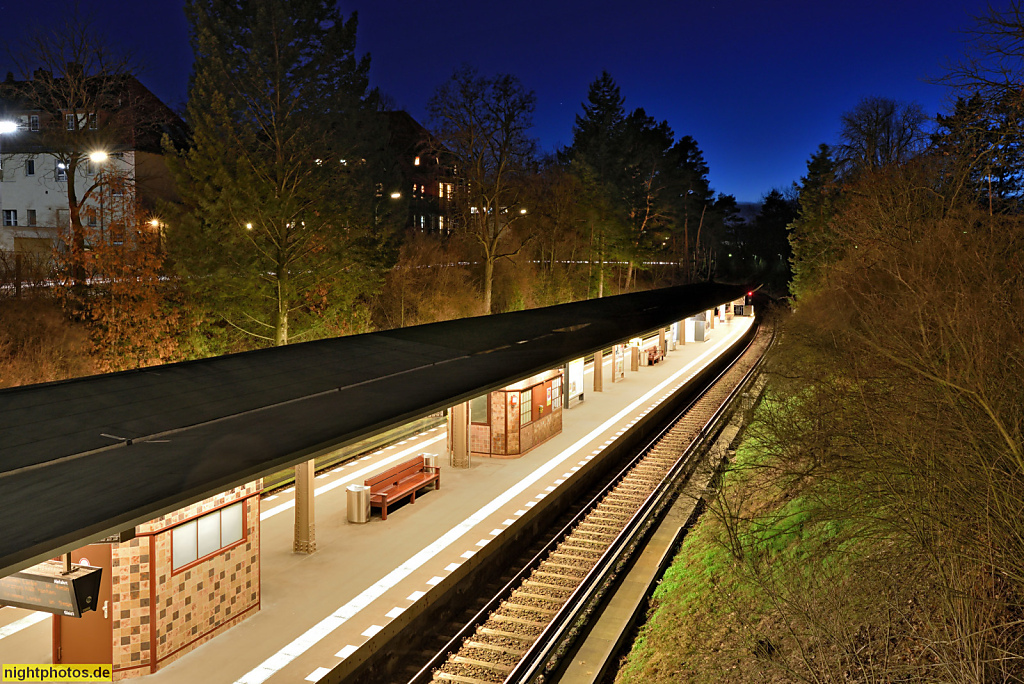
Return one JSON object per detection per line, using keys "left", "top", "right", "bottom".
{"left": 89, "top": 150, "right": 108, "bottom": 163}
{"left": 245, "top": 222, "right": 253, "bottom": 230}
{"left": 519, "top": 207, "right": 527, "bottom": 214}
{"left": 389, "top": 191, "right": 401, "bottom": 199}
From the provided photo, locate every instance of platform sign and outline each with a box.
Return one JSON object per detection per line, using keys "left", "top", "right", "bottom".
{"left": 0, "top": 561, "right": 102, "bottom": 617}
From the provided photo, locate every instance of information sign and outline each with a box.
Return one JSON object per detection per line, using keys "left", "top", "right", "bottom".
{"left": 0, "top": 561, "right": 102, "bottom": 617}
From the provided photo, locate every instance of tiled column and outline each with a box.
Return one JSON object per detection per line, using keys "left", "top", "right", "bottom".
{"left": 449, "top": 401, "right": 470, "bottom": 468}
{"left": 630, "top": 345, "right": 640, "bottom": 372}
{"left": 659, "top": 328, "right": 667, "bottom": 355}
{"left": 594, "top": 348, "right": 603, "bottom": 392}
{"left": 293, "top": 459, "right": 316, "bottom": 554}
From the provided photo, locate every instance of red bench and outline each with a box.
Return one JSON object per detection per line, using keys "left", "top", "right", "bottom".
{"left": 365, "top": 455, "right": 440, "bottom": 520}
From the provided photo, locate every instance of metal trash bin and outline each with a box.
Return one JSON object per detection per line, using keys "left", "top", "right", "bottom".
{"left": 346, "top": 484, "right": 370, "bottom": 524}
{"left": 422, "top": 454, "right": 438, "bottom": 488}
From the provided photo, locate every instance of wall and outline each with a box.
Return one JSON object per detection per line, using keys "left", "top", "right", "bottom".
{"left": 109, "top": 481, "right": 261, "bottom": 679}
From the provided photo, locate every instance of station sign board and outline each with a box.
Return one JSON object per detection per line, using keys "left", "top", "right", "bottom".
{"left": 0, "top": 560, "right": 102, "bottom": 617}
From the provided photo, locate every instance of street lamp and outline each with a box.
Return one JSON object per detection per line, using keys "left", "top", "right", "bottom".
{"left": 89, "top": 150, "right": 108, "bottom": 163}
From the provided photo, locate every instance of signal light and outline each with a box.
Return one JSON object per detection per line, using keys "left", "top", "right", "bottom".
{"left": 747, "top": 291, "right": 753, "bottom": 296}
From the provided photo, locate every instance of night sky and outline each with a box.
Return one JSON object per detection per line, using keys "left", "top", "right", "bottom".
{"left": 0, "top": 0, "right": 993, "bottom": 202}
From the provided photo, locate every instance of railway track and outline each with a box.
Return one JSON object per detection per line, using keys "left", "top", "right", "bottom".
{"left": 414, "top": 322, "right": 773, "bottom": 684}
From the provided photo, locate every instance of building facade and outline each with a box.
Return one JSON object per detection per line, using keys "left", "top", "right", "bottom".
{"left": 0, "top": 69, "right": 183, "bottom": 257}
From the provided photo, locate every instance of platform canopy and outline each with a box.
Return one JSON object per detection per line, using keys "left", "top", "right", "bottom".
{"left": 0, "top": 282, "right": 746, "bottom": 577}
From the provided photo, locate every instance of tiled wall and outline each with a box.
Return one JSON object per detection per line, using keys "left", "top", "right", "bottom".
{"left": 111, "top": 482, "right": 261, "bottom": 679}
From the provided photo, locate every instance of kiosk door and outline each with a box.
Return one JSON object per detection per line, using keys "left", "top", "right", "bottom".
{"left": 53, "top": 544, "right": 113, "bottom": 666}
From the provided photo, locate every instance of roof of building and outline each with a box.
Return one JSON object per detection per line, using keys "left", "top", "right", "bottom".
{"left": 0, "top": 283, "right": 746, "bottom": 576}
{"left": 0, "top": 70, "right": 186, "bottom": 156}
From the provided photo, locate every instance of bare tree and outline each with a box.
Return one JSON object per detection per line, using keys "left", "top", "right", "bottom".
{"left": 428, "top": 66, "right": 537, "bottom": 314}
{"left": 5, "top": 6, "right": 154, "bottom": 288}
{"left": 837, "top": 96, "right": 929, "bottom": 175}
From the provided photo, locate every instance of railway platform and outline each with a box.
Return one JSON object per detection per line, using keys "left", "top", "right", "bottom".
{"left": 0, "top": 315, "right": 754, "bottom": 684}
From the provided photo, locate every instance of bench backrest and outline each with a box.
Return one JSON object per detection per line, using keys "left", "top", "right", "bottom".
{"left": 366, "top": 456, "right": 425, "bottom": 492}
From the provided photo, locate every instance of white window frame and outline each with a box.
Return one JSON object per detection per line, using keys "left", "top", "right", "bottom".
{"left": 171, "top": 501, "right": 246, "bottom": 572}
{"left": 3, "top": 209, "right": 18, "bottom": 227}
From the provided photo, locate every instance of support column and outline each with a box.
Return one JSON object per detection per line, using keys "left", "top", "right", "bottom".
{"left": 631, "top": 345, "right": 640, "bottom": 372}
{"left": 293, "top": 459, "right": 316, "bottom": 554}
{"left": 680, "top": 320, "right": 686, "bottom": 345}
{"left": 449, "top": 401, "right": 470, "bottom": 468}
{"left": 594, "top": 348, "right": 603, "bottom": 392}
{"left": 710, "top": 307, "right": 716, "bottom": 329}
{"left": 659, "top": 328, "right": 667, "bottom": 356}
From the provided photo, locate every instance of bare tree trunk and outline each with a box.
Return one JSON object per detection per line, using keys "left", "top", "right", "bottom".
{"left": 483, "top": 255, "right": 494, "bottom": 314}
{"left": 66, "top": 158, "right": 87, "bottom": 287}
{"left": 275, "top": 266, "right": 288, "bottom": 346}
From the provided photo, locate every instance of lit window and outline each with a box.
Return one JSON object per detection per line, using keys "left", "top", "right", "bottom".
{"left": 55, "top": 161, "right": 67, "bottom": 182}
{"left": 25, "top": 159, "right": 35, "bottom": 176}
{"left": 520, "top": 390, "right": 532, "bottom": 425}
{"left": 414, "top": 156, "right": 420, "bottom": 166}
{"left": 172, "top": 501, "right": 245, "bottom": 571}
{"left": 438, "top": 215, "right": 445, "bottom": 231}
{"left": 552, "top": 376, "right": 562, "bottom": 408}
{"left": 2, "top": 210, "right": 16, "bottom": 227}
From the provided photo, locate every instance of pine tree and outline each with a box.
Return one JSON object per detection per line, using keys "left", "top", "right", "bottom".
{"left": 789, "top": 144, "right": 841, "bottom": 301}
{"left": 169, "top": 0, "right": 384, "bottom": 347}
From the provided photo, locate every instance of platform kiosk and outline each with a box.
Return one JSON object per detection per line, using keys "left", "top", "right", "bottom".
{"left": 468, "top": 369, "right": 564, "bottom": 459}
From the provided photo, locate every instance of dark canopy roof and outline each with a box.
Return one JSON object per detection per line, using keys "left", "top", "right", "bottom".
{"left": 0, "top": 283, "right": 745, "bottom": 576}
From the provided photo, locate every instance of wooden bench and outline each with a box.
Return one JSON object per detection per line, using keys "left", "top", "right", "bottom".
{"left": 365, "top": 455, "right": 440, "bottom": 521}
{"left": 646, "top": 346, "right": 664, "bottom": 365}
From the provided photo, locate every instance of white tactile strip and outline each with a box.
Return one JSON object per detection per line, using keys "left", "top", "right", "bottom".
{"left": 234, "top": 320, "right": 751, "bottom": 684}
{"left": 304, "top": 666, "right": 330, "bottom": 682}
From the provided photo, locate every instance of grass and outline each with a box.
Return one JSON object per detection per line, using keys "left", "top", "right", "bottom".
{"left": 614, "top": 400, "right": 879, "bottom": 684}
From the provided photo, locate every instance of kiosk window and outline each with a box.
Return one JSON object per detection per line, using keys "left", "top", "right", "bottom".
{"left": 172, "top": 501, "right": 246, "bottom": 571}
{"left": 520, "top": 390, "right": 532, "bottom": 425}
{"left": 470, "top": 394, "right": 489, "bottom": 424}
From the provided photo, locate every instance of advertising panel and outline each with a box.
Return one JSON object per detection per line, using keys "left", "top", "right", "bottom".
{"left": 567, "top": 358, "right": 584, "bottom": 404}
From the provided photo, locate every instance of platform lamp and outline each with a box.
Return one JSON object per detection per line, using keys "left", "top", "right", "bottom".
{"left": 0, "top": 120, "right": 17, "bottom": 231}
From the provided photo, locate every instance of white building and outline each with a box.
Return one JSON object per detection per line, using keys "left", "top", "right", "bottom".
{"left": 0, "top": 70, "right": 183, "bottom": 257}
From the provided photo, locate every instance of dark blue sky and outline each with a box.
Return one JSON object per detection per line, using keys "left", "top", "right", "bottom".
{"left": 0, "top": 0, "right": 993, "bottom": 201}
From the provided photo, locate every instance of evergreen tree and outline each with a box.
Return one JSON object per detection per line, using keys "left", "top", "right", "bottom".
{"left": 788, "top": 144, "right": 842, "bottom": 301}
{"left": 169, "top": 0, "right": 384, "bottom": 347}
{"left": 563, "top": 72, "right": 628, "bottom": 296}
